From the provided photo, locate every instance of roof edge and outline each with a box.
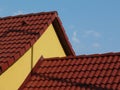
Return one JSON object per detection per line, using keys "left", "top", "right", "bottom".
{"left": 52, "top": 16, "right": 75, "bottom": 56}
{"left": 0, "top": 11, "right": 58, "bottom": 20}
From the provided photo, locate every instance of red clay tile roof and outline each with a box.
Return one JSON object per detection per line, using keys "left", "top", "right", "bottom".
{"left": 0, "top": 11, "right": 75, "bottom": 74}
{"left": 19, "top": 52, "right": 120, "bottom": 90}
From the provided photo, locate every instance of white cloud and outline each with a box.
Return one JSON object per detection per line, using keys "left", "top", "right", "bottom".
{"left": 13, "top": 10, "right": 24, "bottom": 15}
{"left": 83, "top": 30, "right": 101, "bottom": 38}
{"left": 0, "top": 8, "right": 4, "bottom": 16}
{"left": 0, "top": 8, "right": 2, "bottom": 12}
{"left": 92, "top": 43, "right": 100, "bottom": 48}
{"left": 72, "top": 31, "right": 80, "bottom": 43}
{"left": 68, "top": 25, "right": 75, "bottom": 30}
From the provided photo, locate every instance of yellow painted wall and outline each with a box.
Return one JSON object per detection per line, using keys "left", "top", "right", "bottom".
{"left": 0, "top": 48, "right": 31, "bottom": 90}
{"left": 33, "top": 24, "right": 66, "bottom": 66}
{"left": 0, "top": 24, "right": 66, "bottom": 90}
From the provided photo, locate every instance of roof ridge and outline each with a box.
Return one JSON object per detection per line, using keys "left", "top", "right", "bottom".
{"left": 0, "top": 11, "right": 58, "bottom": 20}
{"left": 78, "top": 52, "right": 120, "bottom": 58}
{"left": 43, "top": 52, "right": 120, "bottom": 61}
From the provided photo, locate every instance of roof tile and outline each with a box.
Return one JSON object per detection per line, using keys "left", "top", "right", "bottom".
{"left": 114, "top": 76, "right": 120, "bottom": 83}
{"left": 108, "top": 77, "right": 114, "bottom": 84}
{"left": 102, "top": 77, "right": 109, "bottom": 84}
{"left": 96, "top": 77, "right": 103, "bottom": 85}
{"left": 91, "top": 77, "right": 97, "bottom": 84}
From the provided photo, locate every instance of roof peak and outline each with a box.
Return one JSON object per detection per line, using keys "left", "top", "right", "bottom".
{"left": 0, "top": 10, "right": 75, "bottom": 74}
{"left": 0, "top": 11, "right": 58, "bottom": 20}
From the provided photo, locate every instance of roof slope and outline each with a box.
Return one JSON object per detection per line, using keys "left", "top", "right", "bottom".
{"left": 19, "top": 52, "right": 120, "bottom": 90}
{"left": 0, "top": 11, "right": 75, "bottom": 74}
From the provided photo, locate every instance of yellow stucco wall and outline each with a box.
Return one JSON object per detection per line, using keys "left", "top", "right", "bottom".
{"left": 33, "top": 24, "right": 66, "bottom": 66}
{"left": 0, "top": 48, "right": 31, "bottom": 90}
{"left": 0, "top": 24, "right": 66, "bottom": 90}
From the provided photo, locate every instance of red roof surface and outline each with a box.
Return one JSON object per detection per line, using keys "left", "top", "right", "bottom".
{"left": 19, "top": 52, "right": 120, "bottom": 90}
{"left": 0, "top": 11, "right": 75, "bottom": 74}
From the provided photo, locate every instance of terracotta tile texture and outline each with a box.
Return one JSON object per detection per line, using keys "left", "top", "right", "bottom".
{"left": 0, "top": 11, "right": 75, "bottom": 74}
{"left": 19, "top": 52, "right": 120, "bottom": 90}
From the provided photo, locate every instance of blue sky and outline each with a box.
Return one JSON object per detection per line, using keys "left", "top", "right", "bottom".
{"left": 0, "top": 1, "right": 120, "bottom": 55}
